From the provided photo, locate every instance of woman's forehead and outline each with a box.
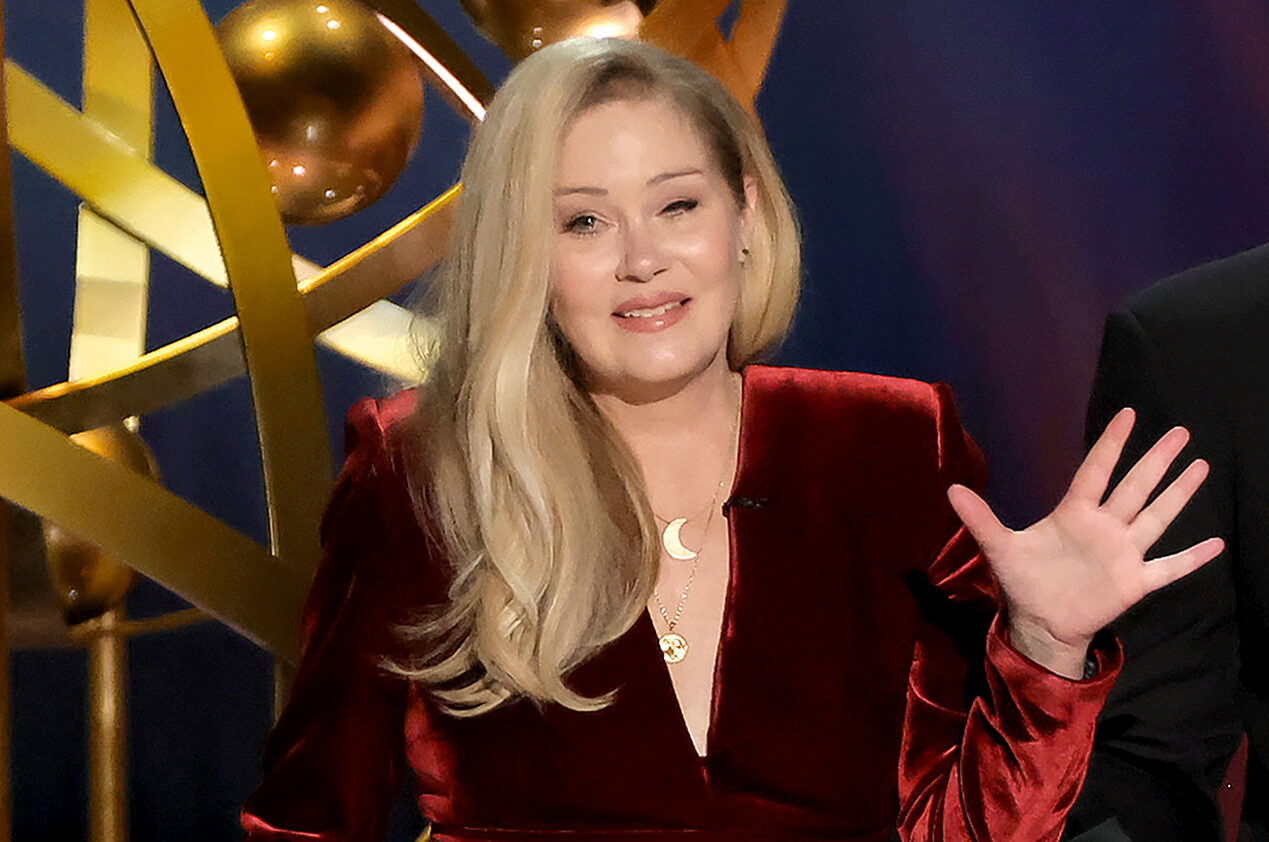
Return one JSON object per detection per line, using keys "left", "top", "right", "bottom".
{"left": 556, "top": 97, "right": 715, "bottom": 185}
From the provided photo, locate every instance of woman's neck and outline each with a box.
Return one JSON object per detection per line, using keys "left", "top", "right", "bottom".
{"left": 594, "top": 362, "right": 738, "bottom": 444}
{"left": 592, "top": 359, "right": 742, "bottom": 512}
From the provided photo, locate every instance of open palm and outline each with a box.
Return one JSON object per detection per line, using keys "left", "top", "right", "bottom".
{"left": 947, "top": 408, "right": 1224, "bottom": 677}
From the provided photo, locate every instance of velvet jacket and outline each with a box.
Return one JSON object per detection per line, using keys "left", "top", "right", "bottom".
{"left": 242, "top": 365, "right": 1121, "bottom": 842}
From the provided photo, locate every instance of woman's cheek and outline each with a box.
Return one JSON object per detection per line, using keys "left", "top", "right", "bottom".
{"left": 675, "top": 221, "right": 732, "bottom": 265}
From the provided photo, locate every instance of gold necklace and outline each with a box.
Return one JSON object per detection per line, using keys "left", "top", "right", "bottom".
{"left": 649, "top": 383, "right": 743, "bottom": 562}
{"left": 651, "top": 503, "right": 713, "bottom": 664}
{"left": 652, "top": 480, "right": 726, "bottom": 561}
{"left": 652, "top": 565, "right": 697, "bottom": 664}
{"left": 651, "top": 383, "right": 742, "bottom": 664}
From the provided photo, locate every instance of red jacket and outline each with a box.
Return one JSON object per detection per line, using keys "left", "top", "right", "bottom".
{"left": 243, "top": 365, "right": 1120, "bottom": 841}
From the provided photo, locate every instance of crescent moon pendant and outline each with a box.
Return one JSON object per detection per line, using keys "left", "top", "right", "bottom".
{"left": 661, "top": 518, "right": 698, "bottom": 560}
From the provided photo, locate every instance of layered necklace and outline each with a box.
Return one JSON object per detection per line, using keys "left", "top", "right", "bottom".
{"left": 650, "top": 387, "right": 742, "bottom": 665}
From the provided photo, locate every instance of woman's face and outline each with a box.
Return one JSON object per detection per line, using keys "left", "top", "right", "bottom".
{"left": 549, "top": 95, "right": 754, "bottom": 400}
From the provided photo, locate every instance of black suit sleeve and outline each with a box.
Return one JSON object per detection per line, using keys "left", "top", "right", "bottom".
{"left": 1064, "top": 310, "right": 1243, "bottom": 842}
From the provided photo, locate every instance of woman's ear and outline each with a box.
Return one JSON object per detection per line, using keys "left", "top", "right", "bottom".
{"left": 741, "top": 175, "right": 759, "bottom": 243}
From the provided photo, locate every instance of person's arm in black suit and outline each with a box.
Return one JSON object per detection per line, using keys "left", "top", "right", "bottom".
{"left": 1065, "top": 309, "right": 1243, "bottom": 842}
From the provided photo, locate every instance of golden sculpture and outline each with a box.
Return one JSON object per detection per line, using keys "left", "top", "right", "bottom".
{"left": 0, "top": 4, "right": 18, "bottom": 835}
{"left": 218, "top": 0, "right": 426, "bottom": 224}
{"left": 42, "top": 426, "right": 157, "bottom": 624}
{"left": 461, "top": 0, "right": 650, "bottom": 60}
{"left": 0, "top": 0, "right": 787, "bottom": 837}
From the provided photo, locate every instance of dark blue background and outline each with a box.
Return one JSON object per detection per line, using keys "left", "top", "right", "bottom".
{"left": 7, "top": 1, "right": 1269, "bottom": 838}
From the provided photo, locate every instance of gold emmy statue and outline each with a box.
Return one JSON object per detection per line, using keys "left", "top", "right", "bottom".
{"left": 0, "top": 1, "right": 786, "bottom": 839}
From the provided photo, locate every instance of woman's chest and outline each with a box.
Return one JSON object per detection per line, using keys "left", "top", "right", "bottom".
{"left": 406, "top": 503, "right": 931, "bottom": 835}
{"left": 649, "top": 510, "right": 731, "bottom": 757}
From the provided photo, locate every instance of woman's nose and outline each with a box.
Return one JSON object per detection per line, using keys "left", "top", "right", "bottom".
{"left": 615, "top": 223, "right": 667, "bottom": 282}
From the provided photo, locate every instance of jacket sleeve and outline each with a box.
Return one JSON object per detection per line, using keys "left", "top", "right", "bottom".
{"left": 897, "top": 382, "right": 1123, "bottom": 842}
{"left": 1063, "top": 310, "right": 1241, "bottom": 842}
{"left": 242, "top": 399, "right": 414, "bottom": 842}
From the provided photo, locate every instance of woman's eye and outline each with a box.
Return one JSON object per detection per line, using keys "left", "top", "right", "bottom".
{"left": 563, "top": 213, "right": 601, "bottom": 234}
{"left": 662, "top": 199, "right": 699, "bottom": 215}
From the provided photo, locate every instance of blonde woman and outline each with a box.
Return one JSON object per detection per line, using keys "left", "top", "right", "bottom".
{"left": 243, "top": 38, "right": 1221, "bottom": 842}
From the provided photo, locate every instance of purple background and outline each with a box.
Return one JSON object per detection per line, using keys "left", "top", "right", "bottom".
{"left": 6, "top": 1, "right": 1269, "bottom": 838}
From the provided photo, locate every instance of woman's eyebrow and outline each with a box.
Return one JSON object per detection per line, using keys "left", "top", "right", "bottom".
{"left": 554, "top": 185, "right": 606, "bottom": 196}
{"left": 553, "top": 168, "right": 704, "bottom": 196}
{"left": 649, "top": 168, "right": 704, "bottom": 185}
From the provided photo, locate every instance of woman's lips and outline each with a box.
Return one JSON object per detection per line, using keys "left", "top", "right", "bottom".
{"left": 612, "top": 294, "right": 691, "bottom": 333}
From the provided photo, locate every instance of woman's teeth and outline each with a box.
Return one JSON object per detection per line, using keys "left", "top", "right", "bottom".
{"left": 617, "top": 300, "right": 683, "bottom": 318}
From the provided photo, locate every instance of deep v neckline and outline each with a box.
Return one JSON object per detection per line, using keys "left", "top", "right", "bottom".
{"left": 642, "top": 369, "right": 750, "bottom": 762}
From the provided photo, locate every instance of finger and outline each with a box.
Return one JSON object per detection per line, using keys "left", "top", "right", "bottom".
{"left": 1102, "top": 425, "right": 1190, "bottom": 521}
{"left": 1128, "top": 458, "right": 1210, "bottom": 551}
{"left": 1067, "top": 407, "right": 1136, "bottom": 504}
{"left": 1141, "top": 537, "right": 1225, "bottom": 593}
{"left": 946, "top": 484, "right": 1010, "bottom": 554}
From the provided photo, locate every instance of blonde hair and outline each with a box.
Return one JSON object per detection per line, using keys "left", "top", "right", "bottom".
{"left": 394, "top": 37, "right": 800, "bottom": 715}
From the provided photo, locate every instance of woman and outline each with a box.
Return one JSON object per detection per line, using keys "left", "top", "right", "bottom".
{"left": 243, "top": 37, "right": 1221, "bottom": 841}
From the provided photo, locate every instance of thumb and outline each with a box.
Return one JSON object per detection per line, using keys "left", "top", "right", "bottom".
{"left": 946, "top": 484, "right": 1010, "bottom": 554}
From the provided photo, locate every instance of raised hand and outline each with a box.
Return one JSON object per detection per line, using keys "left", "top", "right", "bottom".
{"left": 946, "top": 408, "right": 1225, "bottom": 678}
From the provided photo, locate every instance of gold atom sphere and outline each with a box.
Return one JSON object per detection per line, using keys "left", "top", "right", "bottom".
{"left": 217, "top": 0, "right": 425, "bottom": 225}
{"left": 42, "top": 425, "right": 159, "bottom": 626}
{"left": 460, "top": 0, "right": 655, "bottom": 61}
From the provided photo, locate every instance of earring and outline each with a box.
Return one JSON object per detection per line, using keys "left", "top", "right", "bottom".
{"left": 740, "top": 247, "right": 751, "bottom": 266}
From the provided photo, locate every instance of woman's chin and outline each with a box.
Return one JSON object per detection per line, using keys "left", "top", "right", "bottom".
{"left": 589, "top": 357, "right": 729, "bottom": 404}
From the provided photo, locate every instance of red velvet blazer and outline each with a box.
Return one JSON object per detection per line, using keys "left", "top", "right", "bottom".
{"left": 242, "top": 366, "right": 1121, "bottom": 842}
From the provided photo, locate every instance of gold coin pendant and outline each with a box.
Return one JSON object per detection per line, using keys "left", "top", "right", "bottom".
{"left": 659, "top": 632, "right": 688, "bottom": 664}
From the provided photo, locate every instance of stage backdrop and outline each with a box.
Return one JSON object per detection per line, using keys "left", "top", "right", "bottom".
{"left": 8, "top": 1, "right": 1269, "bottom": 839}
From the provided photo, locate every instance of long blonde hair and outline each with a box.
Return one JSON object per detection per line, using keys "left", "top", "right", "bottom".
{"left": 394, "top": 37, "right": 801, "bottom": 715}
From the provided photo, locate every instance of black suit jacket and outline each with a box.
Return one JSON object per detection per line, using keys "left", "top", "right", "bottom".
{"left": 1067, "top": 244, "right": 1269, "bottom": 841}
